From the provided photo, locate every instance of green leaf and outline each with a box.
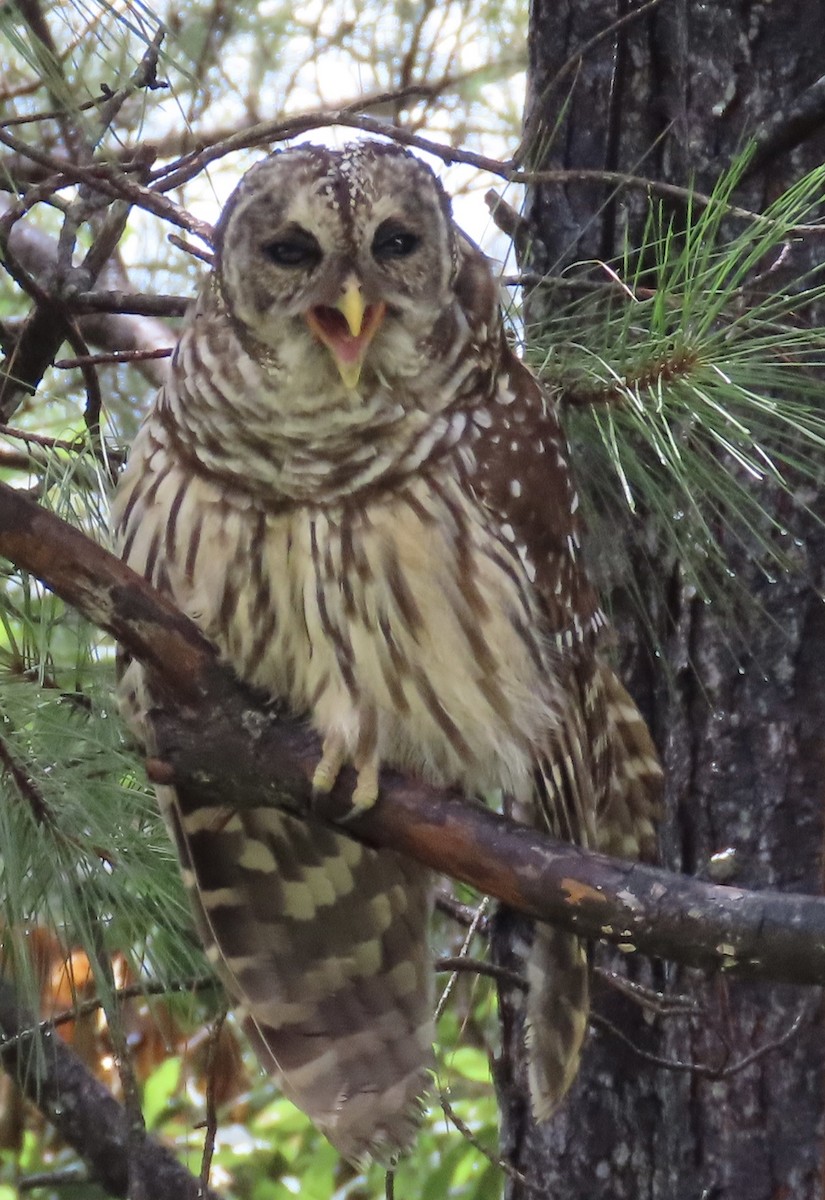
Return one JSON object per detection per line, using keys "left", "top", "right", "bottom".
{"left": 143, "top": 1056, "right": 182, "bottom": 1130}
{"left": 445, "top": 1046, "right": 493, "bottom": 1084}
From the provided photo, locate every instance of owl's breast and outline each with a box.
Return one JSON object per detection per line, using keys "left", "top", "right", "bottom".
{"left": 267, "top": 475, "right": 566, "bottom": 800}
{"left": 114, "top": 435, "right": 565, "bottom": 800}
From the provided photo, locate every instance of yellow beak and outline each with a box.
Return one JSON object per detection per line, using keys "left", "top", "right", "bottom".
{"left": 334, "top": 279, "right": 369, "bottom": 389}
{"left": 304, "top": 276, "right": 386, "bottom": 390}
{"left": 337, "top": 277, "right": 367, "bottom": 338}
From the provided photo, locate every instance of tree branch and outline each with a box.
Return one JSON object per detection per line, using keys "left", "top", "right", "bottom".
{"left": 0, "top": 196, "right": 172, "bottom": 389}
{"left": 0, "top": 979, "right": 222, "bottom": 1200}
{"left": 0, "top": 481, "right": 824, "bottom": 986}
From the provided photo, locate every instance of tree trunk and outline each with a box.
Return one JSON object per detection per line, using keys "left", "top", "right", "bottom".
{"left": 494, "top": 3, "right": 825, "bottom": 1196}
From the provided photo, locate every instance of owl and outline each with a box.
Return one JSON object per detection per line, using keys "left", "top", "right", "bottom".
{"left": 111, "top": 141, "right": 661, "bottom": 1163}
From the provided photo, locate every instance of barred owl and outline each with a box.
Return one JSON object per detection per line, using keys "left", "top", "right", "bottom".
{"left": 112, "top": 141, "right": 661, "bottom": 1162}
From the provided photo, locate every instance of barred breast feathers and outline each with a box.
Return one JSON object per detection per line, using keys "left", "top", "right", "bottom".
{"left": 114, "top": 427, "right": 569, "bottom": 805}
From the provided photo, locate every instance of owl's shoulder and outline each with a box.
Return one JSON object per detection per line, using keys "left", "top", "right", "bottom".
{"left": 452, "top": 234, "right": 504, "bottom": 343}
{"left": 450, "top": 257, "right": 603, "bottom": 643}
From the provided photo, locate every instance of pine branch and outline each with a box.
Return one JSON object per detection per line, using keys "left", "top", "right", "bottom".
{"left": 0, "top": 481, "right": 825, "bottom": 985}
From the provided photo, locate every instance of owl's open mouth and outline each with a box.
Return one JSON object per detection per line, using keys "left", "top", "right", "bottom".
{"left": 306, "top": 303, "right": 386, "bottom": 366}
{"left": 304, "top": 276, "right": 387, "bottom": 389}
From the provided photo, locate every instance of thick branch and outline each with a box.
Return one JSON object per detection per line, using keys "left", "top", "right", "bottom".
{"left": 0, "top": 479, "right": 213, "bottom": 701}
{"left": 0, "top": 481, "right": 824, "bottom": 985}
{"left": 0, "top": 980, "right": 221, "bottom": 1200}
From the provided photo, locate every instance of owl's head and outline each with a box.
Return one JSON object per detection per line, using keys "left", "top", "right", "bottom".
{"left": 215, "top": 142, "right": 459, "bottom": 390}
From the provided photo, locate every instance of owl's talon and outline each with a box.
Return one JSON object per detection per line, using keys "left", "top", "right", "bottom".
{"left": 312, "top": 731, "right": 347, "bottom": 797}
{"left": 350, "top": 759, "right": 380, "bottom": 814}
{"left": 330, "top": 756, "right": 380, "bottom": 822}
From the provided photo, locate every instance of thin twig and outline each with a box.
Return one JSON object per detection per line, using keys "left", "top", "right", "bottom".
{"left": 436, "top": 955, "right": 526, "bottom": 991}
{"left": 91, "top": 26, "right": 167, "bottom": 151}
{"left": 68, "top": 291, "right": 189, "bottom": 318}
{"left": 440, "top": 1093, "right": 540, "bottom": 1196}
{"left": 54, "top": 347, "right": 172, "bottom": 369}
{"left": 710, "top": 1007, "right": 811, "bottom": 1079}
{"left": 167, "top": 234, "right": 214, "bottom": 265}
{"left": 436, "top": 892, "right": 490, "bottom": 932}
{"left": 597, "top": 970, "right": 699, "bottom": 1015}
{"left": 592, "top": 1005, "right": 809, "bottom": 1078}
{"left": 435, "top": 899, "right": 489, "bottom": 1021}
{"left": 199, "top": 1008, "right": 227, "bottom": 1198}
{"left": 143, "top": 113, "right": 825, "bottom": 236}
{"left": 59, "top": 321, "right": 103, "bottom": 450}
{"left": 0, "top": 976, "right": 216, "bottom": 1050}
{"left": 0, "top": 423, "right": 97, "bottom": 451}
{"left": 0, "top": 125, "right": 214, "bottom": 243}
{"left": 436, "top": 909, "right": 698, "bottom": 1006}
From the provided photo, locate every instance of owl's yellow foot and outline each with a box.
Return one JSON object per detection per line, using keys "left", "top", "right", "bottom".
{"left": 350, "top": 755, "right": 380, "bottom": 814}
{"left": 312, "top": 734, "right": 380, "bottom": 818}
{"left": 312, "top": 731, "right": 347, "bottom": 796}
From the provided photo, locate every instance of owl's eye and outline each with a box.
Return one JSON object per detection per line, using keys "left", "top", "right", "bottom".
{"left": 263, "top": 230, "right": 322, "bottom": 268}
{"left": 372, "top": 221, "right": 420, "bottom": 261}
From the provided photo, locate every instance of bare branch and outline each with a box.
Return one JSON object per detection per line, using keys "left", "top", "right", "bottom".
{"left": 0, "top": 196, "right": 173, "bottom": 388}
{"left": 591, "top": 1005, "right": 810, "bottom": 1080}
{"left": 199, "top": 1008, "right": 228, "bottom": 1194}
{"left": 68, "top": 291, "right": 189, "bottom": 319}
{"left": 8, "top": 977, "right": 216, "bottom": 1044}
{"left": 439, "top": 1093, "right": 537, "bottom": 1196}
{"left": 53, "top": 348, "right": 172, "bottom": 369}
{"left": 147, "top": 114, "right": 825, "bottom": 235}
{"left": 0, "top": 126, "right": 213, "bottom": 242}
{"left": 436, "top": 956, "right": 526, "bottom": 990}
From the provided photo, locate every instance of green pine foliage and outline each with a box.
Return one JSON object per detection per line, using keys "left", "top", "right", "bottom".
{"left": 528, "top": 151, "right": 825, "bottom": 611}
{"left": 0, "top": 451, "right": 205, "bottom": 997}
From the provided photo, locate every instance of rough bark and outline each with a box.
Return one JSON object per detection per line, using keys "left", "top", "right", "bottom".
{"left": 497, "top": 2, "right": 825, "bottom": 1197}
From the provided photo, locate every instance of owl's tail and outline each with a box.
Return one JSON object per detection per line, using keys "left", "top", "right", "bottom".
{"left": 524, "top": 662, "right": 661, "bottom": 1117}
{"left": 525, "top": 926, "right": 590, "bottom": 1118}
{"left": 598, "top": 666, "right": 663, "bottom": 861}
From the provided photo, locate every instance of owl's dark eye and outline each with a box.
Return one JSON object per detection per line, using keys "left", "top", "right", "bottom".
{"left": 372, "top": 221, "right": 420, "bottom": 261}
{"left": 263, "top": 229, "right": 321, "bottom": 268}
